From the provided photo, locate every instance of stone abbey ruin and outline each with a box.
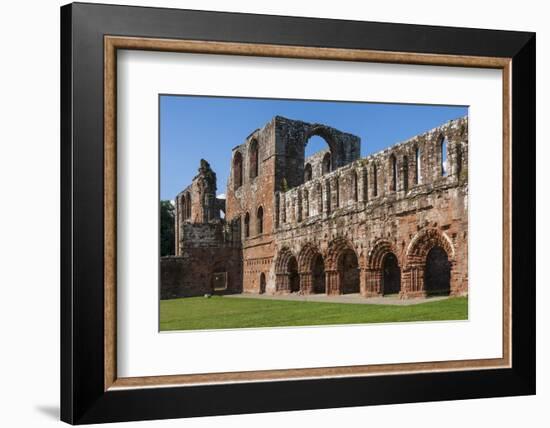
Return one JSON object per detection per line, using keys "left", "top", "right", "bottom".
{"left": 161, "top": 115, "right": 468, "bottom": 300}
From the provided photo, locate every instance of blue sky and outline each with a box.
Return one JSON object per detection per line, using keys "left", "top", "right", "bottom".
{"left": 160, "top": 95, "right": 467, "bottom": 200}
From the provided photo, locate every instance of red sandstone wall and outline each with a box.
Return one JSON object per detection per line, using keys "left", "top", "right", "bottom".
{"left": 225, "top": 119, "right": 277, "bottom": 293}
{"left": 160, "top": 247, "right": 242, "bottom": 299}
{"left": 166, "top": 115, "right": 468, "bottom": 300}
{"left": 271, "top": 117, "right": 468, "bottom": 297}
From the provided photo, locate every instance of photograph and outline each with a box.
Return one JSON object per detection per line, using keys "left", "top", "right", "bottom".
{"left": 0, "top": 0, "right": 541, "bottom": 425}
{"left": 159, "top": 95, "right": 469, "bottom": 331}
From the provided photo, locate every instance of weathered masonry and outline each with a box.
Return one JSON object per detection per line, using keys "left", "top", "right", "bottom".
{"left": 161, "top": 115, "right": 468, "bottom": 300}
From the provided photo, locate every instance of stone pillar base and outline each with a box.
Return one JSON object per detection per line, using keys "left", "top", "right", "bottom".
{"left": 400, "top": 290, "right": 427, "bottom": 299}
{"left": 362, "top": 291, "right": 382, "bottom": 298}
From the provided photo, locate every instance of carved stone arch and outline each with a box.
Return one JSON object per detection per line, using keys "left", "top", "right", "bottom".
{"left": 298, "top": 242, "right": 321, "bottom": 273}
{"left": 274, "top": 247, "right": 300, "bottom": 293}
{"left": 233, "top": 150, "right": 243, "bottom": 189}
{"left": 297, "top": 243, "right": 325, "bottom": 294}
{"left": 185, "top": 192, "right": 191, "bottom": 219}
{"left": 406, "top": 228, "right": 455, "bottom": 266}
{"left": 248, "top": 138, "right": 259, "bottom": 179}
{"left": 325, "top": 237, "right": 356, "bottom": 271}
{"left": 365, "top": 239, "right": 402, "bottom": 296}
{"left": 274, "top": 247, "right": 295, "bottom": 274}
{"left": 367, "top": 239, "right": 399, "bottom": 270}
{"left": 304, "top": 126, "right": 344, "bottom": 169}
{"left": 404, "top": 229, "right": 455, "bottom": 297}
{"left": 325, "top": 238, "right": 359, "bottom": 295}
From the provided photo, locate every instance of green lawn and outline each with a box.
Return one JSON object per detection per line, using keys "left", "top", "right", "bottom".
{"left": 160, "top": 295, "right": 468, "bottom": 331}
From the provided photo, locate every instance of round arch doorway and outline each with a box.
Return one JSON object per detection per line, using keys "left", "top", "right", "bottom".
{"left": 288, "top": 256, "right": 300, "bottom": 293}
{"left": 312, "top": 254, "right": 326, "bottom": 294}
{"left": 339, "top": 249, "right": 360, "bottom": 294}
{"left": 382, "top": 253, "right": 401, "bottom": 295}
{"left": 259, "top": 272, "right": 266, "bottom": 294}
{"left": 424, "top": 246, "right": 451, "bottom": 296}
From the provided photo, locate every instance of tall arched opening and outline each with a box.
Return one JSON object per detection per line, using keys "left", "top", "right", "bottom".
{"left": 424, "top": 246, "right": 451, "bottom": 296}
{"left": 259, "top": 272, "right": 266, "bottom": 294}
{"left": 406, "top": 229, "right": 455, "bottom": 297}
{"left": 382, "top": 253, "right": 401, "bottom": 295}
{"left": 339, "top": 249, "right": 360, "bottom": 294}
{"left": 233, "top": 151, "right": 243, "bottom": 189}
{"left": 312, "top": 254, "right": 326, "bottom": 294}
{"left": 288, "top": 256, "right": 300, "bottom": 293}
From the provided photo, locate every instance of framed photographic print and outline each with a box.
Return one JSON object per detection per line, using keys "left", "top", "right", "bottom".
{"left": 60, "top": 2, "right": 536, "bottom": 424}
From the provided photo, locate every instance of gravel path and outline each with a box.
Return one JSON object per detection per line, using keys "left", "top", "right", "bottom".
{"left": 225, "top": 292, "right": 450, "bottom": 306}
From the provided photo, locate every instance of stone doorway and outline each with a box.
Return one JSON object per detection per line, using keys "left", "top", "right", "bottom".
{"left": 312, "top": 254, "right": 326, "bottom": 293}
{"left": 288, "top": 256, "right": 300, "bottom": 292}
{"left": 382, "top": 253, "right": 401, "bottom": 295}
{"left": 259, "top": 272, "right": 266, "bottom": 294}
{"left": 424, "top": 246, "right": 451, "bottom": 296}
{"left": 339, "top": 249, "right": 360, "bottom": 294}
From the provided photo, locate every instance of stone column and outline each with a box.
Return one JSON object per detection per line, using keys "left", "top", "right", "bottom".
{"left": 363, "top": 269, "right": 382, "bottom": 297}
{"left": 299, "top": 272, "right": 313, "bottom": 294}
{"left": 332, "top": 176, "right": 340, "bottom": 209}
{"left": 448, "top": 260, "right": 460, "bottom": 296}
{"left": 275, "top": 273, "right": 290, "bottom": 294}
{"left": 303, "top": 191, "right": 309, "bottom": 219}
{"left": 402, "top": 265, "right": 426, "bottom": 298}
{"left": 359, "top": 168, "right": 367, "bottom": 203}
{"left": 323, "top": 181, "right": 331, "bottom": 216}
{"left": 326, "top": 270, "right": 341, "bottom": 295}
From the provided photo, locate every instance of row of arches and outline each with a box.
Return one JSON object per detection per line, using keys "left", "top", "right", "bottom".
{"left": 277, "top": 136, "right": 463, "bottom": 228}
{"left": 233, "top": 138, "right": 259, "bottom": 190}
{"left": 273, "top": 230, "right": 453, "bottom": 297}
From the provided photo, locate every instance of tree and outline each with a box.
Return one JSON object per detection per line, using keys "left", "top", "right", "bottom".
{"left": 160, "top": 200, "right": 175, "bottom": 256}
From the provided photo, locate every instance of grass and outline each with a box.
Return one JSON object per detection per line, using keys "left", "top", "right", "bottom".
{"left": 160, "top": 295, "right": 468, "bottom": 331}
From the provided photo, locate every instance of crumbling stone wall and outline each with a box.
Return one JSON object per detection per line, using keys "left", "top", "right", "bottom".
{"left": 161, "top": 220, "right": 242, "bottom": 299}
{"left": 161, "top": 115, "right": 468, "bottom": 301}
{"left": 272, "top": 117, "right": 468, "bottom": 298}
{"left": 304, "top": 149, "right": 332, "bottom": 181}
{"left": 160, "top": 248, "right": 242, "bottom": 299}
{"left": 174, "top": 159, "right": 225, "bottom": 255}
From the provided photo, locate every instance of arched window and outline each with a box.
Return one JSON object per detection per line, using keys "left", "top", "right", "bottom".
{"left": 185, "top": 193, "right": 191, "bottom": 219}
{"left": 403, "top": 156, "right": 409, "bottom": 192}
{"left": 249, "top": 139, "right": 259, "bottom": 179}
{"left": 362, "top": 168, "right": 369, "bottom": 202}
{"left": 322, "top": 152, "right": 331, "bottom": 174}
{"left": 244, "top": 212, "right": 250, "bottom": 238}
{"left": 304, "top": 163, "right": 312, "bottom": 182}
{"left": 373, "top": 164, "right": 378, "bottom": 197}
{"left": 415, "top": 146, "right": 422, "bottom": 184}
{"left": 233, "top": 151, "right": 243, "bottom": 189}
{"left": 256, "top": 206, "right": 263, "bottom": 235}
{"left": 390, "top": 154, "right": 397, "bottom": 191}
{"left": 181, "top": 197, "right": 186, "bottom": 221}
{"left": 352, "top": 170, "right": 358, "bottom": 202}
{"left": 304, "top": 189, "right": 309, "bottom": 218}
{"left": 441, "top": 137, "right": 448, "bottom": 176}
